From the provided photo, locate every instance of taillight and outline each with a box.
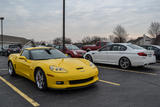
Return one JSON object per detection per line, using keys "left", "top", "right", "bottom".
{"left": 137, "top": 52, "right": 147, "bottom": 56}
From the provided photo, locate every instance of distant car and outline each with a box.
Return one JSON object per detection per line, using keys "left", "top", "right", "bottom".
{"left": 141, "top": 45, "right": 160, "bottom": 61}
{"left": 8, "top": 47, "right": 99, "bottom": 90}
{"left": 0, "top": 46, "right": 2, "bottom": 55}
{"left": 82, "top": 41, "right": 112, "bottom": 51}
{"left": 84, "top": 43, "right": 156, "bottom": 69}
{"left": 2, "top": 44, "right": 21, "bottom": 56}
{"left": 55, "top": 44, "right": 86, "bottom": 58}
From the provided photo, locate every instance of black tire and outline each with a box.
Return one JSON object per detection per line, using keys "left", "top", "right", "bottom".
{"left": 85, "top": 54, "right": 93, "bottom": 62}
{"left": 8, "top": 61, "right": 16, "bottom": 76}
{"left": 119, "top": 57, "right": 131, "bottom": 69}
{"left": 35, "top": 68, "right": 47, "bottom": 90}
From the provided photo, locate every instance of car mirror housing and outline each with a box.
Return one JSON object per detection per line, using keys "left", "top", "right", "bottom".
{"left": 19, "top": 56, "right": 27, "bottom": 61}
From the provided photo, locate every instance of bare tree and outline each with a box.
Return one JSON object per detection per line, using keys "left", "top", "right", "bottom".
{"left": 148, "top": 22, "right": 160, "bottom": 38}
{"left": 81, "top": 36, "right": 107, "bottom": 45}
{"left": 53, "top": 37, "right": 72, "bottom": 45}
{"left": 113, "top": 25, "right": 128, "bottom": 43}
{"left": 148, "top": 22, "right": 160, "bottom": 45}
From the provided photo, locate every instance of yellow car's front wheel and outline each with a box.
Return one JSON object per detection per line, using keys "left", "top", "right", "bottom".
{"left": 35, "top": 68, "right": 47, "bottom": 90}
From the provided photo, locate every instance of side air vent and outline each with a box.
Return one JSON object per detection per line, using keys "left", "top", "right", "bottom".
{"left": 76, "top": 67, "right": 84, "bottom": 70}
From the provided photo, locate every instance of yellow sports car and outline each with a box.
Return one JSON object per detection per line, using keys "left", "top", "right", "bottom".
{"left": 8, "top": 47, "right": 99, "bottom": 90}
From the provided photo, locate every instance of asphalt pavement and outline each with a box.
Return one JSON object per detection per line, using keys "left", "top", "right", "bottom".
{"left": 0, "top": 56, "right": 160, "bottom": 107}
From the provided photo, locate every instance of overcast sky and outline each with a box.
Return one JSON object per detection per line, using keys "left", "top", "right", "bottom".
{"left": 0, "top": 0, "right": 160, "bottom": 42}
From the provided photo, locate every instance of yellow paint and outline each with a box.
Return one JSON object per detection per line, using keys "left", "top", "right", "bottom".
{"left": 8, "top": 47, "right": 99, "bottom": 89}
{"left": 0, "top": 76, "right": 40, "bottom": 107}
{"left": 99, "top": 80, "right": 120, "bottom": 86}
{"left": 98, "top": 66, "right": 157, "bottom": 76}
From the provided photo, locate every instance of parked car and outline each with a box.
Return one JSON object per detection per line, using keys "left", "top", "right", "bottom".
{"left": 82, "top": 41, "right": 111, "bottom": 51}
{"left": 2, "top": 44, "right": 21, "bottom": 56}
{"left": 0, "top": 46, "right": 2, "bottom": 55}
{"left": 8, "top": 47, "right": 99, "bottom": 90}
{"left": 141, "top": 45, "right": 160, "bottom": 61}
{"left": 84, "top": 43, "right": 156, "bottom": 69}
{"left": 55, "top": 44, "right": 86, "bottom": 58}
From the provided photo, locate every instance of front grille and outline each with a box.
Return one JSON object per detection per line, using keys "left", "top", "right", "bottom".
{"left": 69, "top": 77, "right": 94, "bottom": 85}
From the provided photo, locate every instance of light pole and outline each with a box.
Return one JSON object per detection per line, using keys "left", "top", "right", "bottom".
{"left": 0, "top": 17, "right": 4, "bottom": 50}
{"left": 62, "top": 0, "right": 65, "bottom": 52}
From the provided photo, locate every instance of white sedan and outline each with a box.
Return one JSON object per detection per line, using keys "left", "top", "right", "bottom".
{"left": 84, "top": 43, "right": 156, "bottom": 69}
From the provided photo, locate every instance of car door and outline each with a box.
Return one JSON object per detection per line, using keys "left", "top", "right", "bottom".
{"left": 16, "top": 50, "right": 32, "bottom": 78}
{"left": 109, "top": 45, "right": 127, "bottom": 64}
{"left": 93, "top": 45, "right": 112, "bottom": 64}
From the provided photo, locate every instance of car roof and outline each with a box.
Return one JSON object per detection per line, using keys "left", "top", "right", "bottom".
{"left": 25, "top": 47, "right": 52, "bottom": 50}
{"left": 110, "top": 43, "right": 132, "bottom": 46}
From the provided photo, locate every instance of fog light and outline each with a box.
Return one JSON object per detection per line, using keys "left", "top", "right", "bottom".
{"left": 56, "top": 81, "right": 64, "bottom": 85}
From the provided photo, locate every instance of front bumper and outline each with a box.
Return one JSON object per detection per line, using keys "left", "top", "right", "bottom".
{"left": 47, "top": 74, "right": 99, "bottom": 89}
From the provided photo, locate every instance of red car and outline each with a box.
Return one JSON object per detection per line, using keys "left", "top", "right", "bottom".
{"left": 82, "top": 41, "right": 111, "bottom": 51}
{"left": 55, "top": 44, "right": 86, "bottom": 58}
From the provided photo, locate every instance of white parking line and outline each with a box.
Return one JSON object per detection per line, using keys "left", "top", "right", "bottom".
{"left": 98, "top": 66, "right": 157, "bottom": 76}
{"left": 99, "top": 80, "right": 120, "bottom": 86}
{"left": 0, "top": 76, "right": 40, "bottom": 107}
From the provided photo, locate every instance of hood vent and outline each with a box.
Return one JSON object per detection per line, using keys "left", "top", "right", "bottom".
{"left": 76, "top": 67, "right": 84, "bottom": 70}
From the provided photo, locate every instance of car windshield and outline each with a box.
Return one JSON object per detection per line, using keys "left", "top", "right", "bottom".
{"left": 66, "top": 45, "right": 80, "bottom": 50}
{"left": 155, "top": 45, "right": 160, "bottom": 49}
{"left": 127, "top": 44, "right": 144, "bottom": 50}
{"left": 30, "top": 48, "right": 67, "bottom": 60}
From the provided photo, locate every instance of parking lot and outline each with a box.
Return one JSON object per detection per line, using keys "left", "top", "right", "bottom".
{"left": 0, "top": 56, "right": 160, "bottom": 107}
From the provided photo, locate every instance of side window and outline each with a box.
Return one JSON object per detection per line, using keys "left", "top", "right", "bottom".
{"left": 153, "top": 47, "right": 158, "bottom": 51}
{"left": 147, "top": 46, "right": 153, "bottom": 50}
{"left": 119, "top": 45, "right": 127, "bottom": 51}
{"left": 21, "top": 50, "right": 30, "bottom": 59}
{"left": 111, "top": 45, "right": 119, "bottom": 51}
{"left": 111, "top": 45, "right": 127, "bottom": 51}
{"left": 55, "top": 46, "right": 59, "bottom": 49}
{"left": 100, "top": 45, "right": 111, "bottom": 51}
{"left": 59, "top": 46, "right": 63, "bottom": 50}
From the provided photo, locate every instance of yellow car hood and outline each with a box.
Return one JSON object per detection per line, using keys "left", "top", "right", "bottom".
{"left": 40, "top": 58, "right": 89, "bottom": 69}
{"left": 38, "top": 58, "right": 96, "bottom": 76}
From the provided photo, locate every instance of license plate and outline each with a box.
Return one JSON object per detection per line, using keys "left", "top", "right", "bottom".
{"left": 148, "top": 54, "right": 152, "bottom": 57}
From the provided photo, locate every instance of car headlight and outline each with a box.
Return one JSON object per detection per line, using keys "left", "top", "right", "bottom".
{"left": 49, "top": 66, "right": 67, "bottom": 73}
{"left": 73, "top": 51, "right": 77, "bottom": 55}
{"left": 90, "top": 62, "right": 96, "bottom": 68}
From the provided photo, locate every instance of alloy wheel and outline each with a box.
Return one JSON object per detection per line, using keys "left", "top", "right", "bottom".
{"left": 35, "top": 69, "right": 47, "bottom": 90}
{"left": 119, "top": 57, "right": 130, "bottom": 69}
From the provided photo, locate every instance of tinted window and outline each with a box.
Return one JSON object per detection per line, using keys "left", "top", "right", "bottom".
{"left": 55, "top": 46, "right": 59, "bottom": 49}
{"left": 153, "top": 46, "right": 159, "bottom": 51}
{"left": 99, "top": 45, "right": 111, "bottom": 51}
{"left": 21, "top": 50, "right": 30, "bottom": 59}
{"left": 100, "top": 42, "right": 106, "bottom": 47}
{"left": 30, "top": 48, "right": 67, "bottom": 60}
{"left": 127, "top": 44, "right": 144, "bottom": 50}
{"left": 65, "top": 45, "right": 79, "bottom": 50}
{"left": 111, "top": 45, "right": 127, "bottom": 51}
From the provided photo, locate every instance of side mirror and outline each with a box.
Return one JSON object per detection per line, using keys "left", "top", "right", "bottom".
{"left": 19, "top": 56, "right": 27, "bottom": 61}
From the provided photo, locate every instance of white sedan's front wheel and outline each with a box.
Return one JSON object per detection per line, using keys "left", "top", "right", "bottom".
{"left": 85, "top": 54, "right": 93, "bottom": 62}
{"left": 119, "top": 57, "right": 131, "bottom": 69}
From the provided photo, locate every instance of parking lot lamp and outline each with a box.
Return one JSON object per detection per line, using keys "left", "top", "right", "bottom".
{"left": 62, "top": 0, "right": 65, "bottom": 52}
{"left": 0, "top": 17, "right": 4, "bottom": 50}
